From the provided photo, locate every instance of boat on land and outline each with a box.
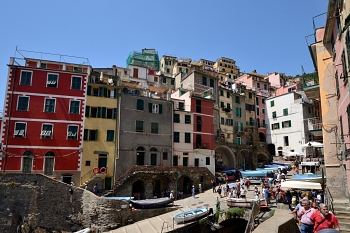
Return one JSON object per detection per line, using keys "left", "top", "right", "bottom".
{"left": 280, "top": 180, "right": 322, "bottom": 190}
{"left": 74, "top": 228, "right": 91, "bottom": 233}
{"left": 173, "top": 207, "right": 208, "bottom": 224}
{"left": 130, "top": 197, "right": 172, "bottom": 209}
{"left": 226, "top": 198, "right": 264, "bottom": 208}
{"left": 292, "top": 173, "right": 326, "bottom": 184}
{"left": 103, "top": 196, "right": 134, "bottom": 202}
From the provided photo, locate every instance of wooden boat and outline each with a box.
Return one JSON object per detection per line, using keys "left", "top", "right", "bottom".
{"left": 226, "top": 198, "right": 264, "bottom": 208}
{"left": 130, "top": 197, "right": 172, "bottom": 209}
{"left": 292, "top": 173, "right": 326, "bottom": 184}
{"left": 173, "top": 207, "right": 208, "bottom": 224}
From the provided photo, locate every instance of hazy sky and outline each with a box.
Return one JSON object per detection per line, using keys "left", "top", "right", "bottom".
{"left": 0, "top": 1, "right": 328, "bottom": 112}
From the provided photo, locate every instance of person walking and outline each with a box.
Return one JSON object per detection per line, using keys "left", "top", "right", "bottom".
{"left": 170, "top": 190, "right": 175, "bottom": 206}
{"left": 191, "top": 185, "right": 196, "bottom": 198}
{"left": 310, "top": 203, "right": 340, "bottom": 233}
{"left": 212, "top": 179, "right": 216, "bottom": 193}
{"left": 93, "top": 183, "right": 98, "bottom": 195}
{"left": 298, "top": 199, "right": 316, "bottom": 233}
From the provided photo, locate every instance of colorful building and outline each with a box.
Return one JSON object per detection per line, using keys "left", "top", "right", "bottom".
{"left": 0, "top": 54, "right": 91, "bottom": 185}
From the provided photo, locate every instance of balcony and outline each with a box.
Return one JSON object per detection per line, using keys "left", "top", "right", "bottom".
{"left": 301, "top": 72, "right": 320, "bottom": 99}
{"left": 194, "top": 142, "right": 209, "bottom": 149}
{"left": 307, "top": 118, "right": 323, "bottom": 137}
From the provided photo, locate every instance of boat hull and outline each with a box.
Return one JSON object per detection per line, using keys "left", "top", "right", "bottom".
{"left": 130, "top": 197, "right": 172, "bottom": 209}
{"left": 226, "top": 198, "right": 264, "bottom": 208}
{"left": 174, "top": 207, "right": 208, "bottom": 224}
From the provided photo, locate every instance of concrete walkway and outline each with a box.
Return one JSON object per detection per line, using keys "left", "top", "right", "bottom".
{"left": 107, "top": 184, "right": 258, "bottom": 233}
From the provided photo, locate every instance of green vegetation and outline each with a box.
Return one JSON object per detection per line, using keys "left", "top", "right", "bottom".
{"left": 226, "top": 208, "right": 246, "bottom": 219}
{"left": 269, "top": 209, "right": 275, "bottom": 217}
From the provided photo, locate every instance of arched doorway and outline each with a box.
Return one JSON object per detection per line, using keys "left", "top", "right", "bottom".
{"left": 136, "top": 146, "right": 145, "bottom": 165}
{"left": 178, "top": 176, "right": 192, "bottom": 195}
{"left": 259, "top": 132, "right": 266, "bottom": 142}
{"left": 150, "top": 147, "right": 158, "bottom": 166}
{"left": 267, "top": 144, "right": 276, "bottom": 156}
{"left": 215, "top": 145, "right": 236, "bottom": 169}
{"left": 22, "top": 151, "right": 33, "bottom": 173}
{"left": 44, "top": 151, "right": 55, "bottom": 175}
{"left": 153, "top": 176, "right": 170, "bottom": 197}
{"left": 132, "top": 180, "right": 145, "bottom": 199}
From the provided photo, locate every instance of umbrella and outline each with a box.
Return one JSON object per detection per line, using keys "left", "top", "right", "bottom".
{"left": 300, "top": 141, "right": 323, "bottom": 148}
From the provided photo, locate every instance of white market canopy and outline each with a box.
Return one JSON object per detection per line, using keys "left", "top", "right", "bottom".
{"left": 280, "top": 180, "right": 322, "bottom": 190}
{"left": 300, "top": 141, "right": 324, "bottom": 148}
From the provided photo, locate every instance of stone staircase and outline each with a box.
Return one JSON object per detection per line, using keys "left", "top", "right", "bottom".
{"left": 333, "top": 200, "right": 350, "bottom": 233}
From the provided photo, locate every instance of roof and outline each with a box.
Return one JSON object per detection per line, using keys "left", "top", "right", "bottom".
{"left": 121, "top": 81, "right": 168, "bottom": 94}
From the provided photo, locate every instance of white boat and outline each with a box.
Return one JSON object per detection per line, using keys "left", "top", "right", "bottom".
{"left": 292, "top": 173, "right": 326, "bottom": 184}
{"left": 226, "top": 198, "right": 264, "bottom": 208}
{"left": 280, "top": 180, "right": 322, "bottom": 190}
{"left": 74, "top": 228, "right": 91, "bottom": 233}
{"left": 173, "top": 207, "right": 208, "bottom": 224}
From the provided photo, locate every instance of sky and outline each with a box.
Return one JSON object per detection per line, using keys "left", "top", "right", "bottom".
{"left": 0, "top": 1, "right": 329, "bottom": 113}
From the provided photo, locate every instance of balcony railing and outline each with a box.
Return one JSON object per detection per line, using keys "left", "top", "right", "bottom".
{"left": 301, "top": 72, "right": 319, "bottom": 89}
{"left": 307, "top": 118, "right": 322, "bottom": 131}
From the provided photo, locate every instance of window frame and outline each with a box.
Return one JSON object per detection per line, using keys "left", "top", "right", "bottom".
{"left": 151, "top": 122, "right": 159, "bottom": 134}
{"left": 136, "top": 120, "right": 144, "bottom": 132}
{"left": 69, "top": 100, "right": 80, "bottom": 114}
{"left": 67, "top": 125, "right": 79, "bottom": 140}
{"left": 185, "top": 132, "right": 191, "bottom": 143}
{"left": 174, "top": 132, "right": 180, "bottom": 143}
{"left": 136, "top": 99, "right": 144, "bottom": 111}
{"left": 106, "top": 130, "right": 114, "bottom": 142}
{"left": 19, "top": 70, "right": 32, "bottom": 86}
{"left": 44, "top": 98, "right": 56, "bottom": 113}
{"left": 41, "top": 123, "right": 53, "bottom": 139}
{"left": 17, "top": 96, "right": 29, "bottom": 111}
{"left": 14, "top": 122, "right": 27, "bottom": 138}
{"left": 185, "top": 115, "right": 191, "bottom": 124}
{"left": 46, "top": 73, "right": 58, "bottom": 88}
{"left": 71, "top": 76, "right": 82, "bottom": 90}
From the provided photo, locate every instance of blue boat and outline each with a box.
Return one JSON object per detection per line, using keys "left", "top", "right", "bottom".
{"left": 292, "top": 173, "right": 326, "bottom": 184}
{"left": 173, "top": 207, "right": 208, "bottom": 224}
{"left": 241, "top": 170, "right": 270, "bottom": 177}
{"left": 103, "top": 196, "right": 134, "bottom": 202}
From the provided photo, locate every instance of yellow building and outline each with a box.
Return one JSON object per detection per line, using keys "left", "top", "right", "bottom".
{"left": 80, "top": 68, "right": 120, "bottom": 192}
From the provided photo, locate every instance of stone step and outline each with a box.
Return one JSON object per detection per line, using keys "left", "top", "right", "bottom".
{"left": 335, "top": 211, "right": 350, "bottom": 218}
{"left": 333, "top": 205, "right": 350, "bottom": 212}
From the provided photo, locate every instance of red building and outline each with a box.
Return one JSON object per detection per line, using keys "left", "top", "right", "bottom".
{"left": 0, "top": 55, "right": 91, "bottom": 185}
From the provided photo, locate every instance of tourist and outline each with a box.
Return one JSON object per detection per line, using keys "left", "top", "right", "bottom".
{"left": 217, "top": 185, "right": 222, "bottom": 198}
{"left": 93, "top": 183, "right": 98, "bottom": 195}
{"left": 298, "top": 199, "right": 316, "bottom": 233}
{"left": 263, "top": 186, "right": 269, "bottom": 206}
{"left": 232, "top": 187, "right": 237, "bottom": 198}
{"left": 212, "top": 179, "right": 216, "bottom": 193}
{"left": 310, "top": 203, "right": 340, "bottom": 233}
{"left": 170, "top": 190, "right": 175, "bottom": 206}
{"left": 240, "top": 185, "right": 246, "bottom": 198}
{"left": 178, "top": 190, "right": 183, "bottom": 199}
{"left": 191, "top": 185, "right": 196, "bottom": 198}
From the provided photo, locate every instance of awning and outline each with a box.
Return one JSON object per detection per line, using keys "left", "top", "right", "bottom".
{"left": 280, "top": 180, "right": 322, "bottom": 190}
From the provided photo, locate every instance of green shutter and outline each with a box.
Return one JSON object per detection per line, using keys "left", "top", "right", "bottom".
{"left": 289, "top": 120, "right": 292, "bottom": 127}
{"left": 271, "top": 124, "right": 274, "bottom": 130}
{"left": 102, "top": 107, "right": 106, "bottom": 118}
{"left": 97, "top": 107, "right": 102, "bottom": 118}
{"left": 282, "top": 122, "right": 285, "bottom": 128}
{"left": 112, "top": 108, "right": 117, "bottom": 119}
{"left": 83, "top": 129, "right": 88, "bottom": 140}
{"left": 149, "top": 103, "right": 152, "bottom": 112}
{"left": 159, "top": 104, "right": 162, "bottom": 114}
{"left": 87, "top": 85, "right": 91, "bottom": 96}
{"left": 114, "top": 88, "right": 117, "bottom": 98}
{"left": 104, "top": 88, "right": 108, "bottom": 97}
{"left": 85, "top": 106, "right": 90, "bottom": 117}
{"left": 95, "top": 129, "right": 98, "bottom": 141}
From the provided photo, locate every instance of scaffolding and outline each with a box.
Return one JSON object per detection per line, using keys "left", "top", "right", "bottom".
{"left": 126, "top": 48, "right": 160, "bottom": 71}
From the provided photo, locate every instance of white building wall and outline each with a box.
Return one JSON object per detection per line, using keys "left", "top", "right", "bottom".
{"left": 266, "top": 93, "right": 307, "bottom": 156}
{"left": 129, "top": 65, "right": 147, "bottom": 80}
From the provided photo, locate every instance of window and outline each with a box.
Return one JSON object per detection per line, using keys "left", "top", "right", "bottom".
{"left": 236, "top": 137, "right": 241, "bottom": 145}
{"left": 166, "top": 68, "right": 170, "bottom": 73}
{"left": 248, "top": 92, "right": 252, "bottom": 99}
{"left": 262, "top": 108, "right": 265, "bottom": 114}
{"left": 106, "top": 130, "right": 114, "bottom": 141}
{"left": 162, "top": 77, "right": 167, "bottom": 83}
{"left": 163, "top": 152, "right": 168, "bottom": 160}
{"left": 137, "top": 99, "right": 144, "bottom": 110}
{"left": 197, "top": 116, "right": 202, "bottom": 131}
{"left": 133, "top": 68, "right": 138, "bottom": 78}
{"left": 179, "top": 102, "right": 185, "bottom": 111}
{"left": 67, "top": 125, "right": 78, "bottom": 140}
{"left": 226, "top": 92, "right": 230, "bottom": 98}
{"left": 220, "top": 90, "right": 224, "bottom": 96}
{"left": 283, "top": 108, "right": 288, "bottom": 116}
{"left": 227, "top": 103, "right": 231, "bottom": 109}
{"left": 196, "top": 100, "right": 201, "bottom": 113}
{"left": 195, "top": 158, "right": 199, "bottom": 167}
{"left": 202, "top": 76, "right": 207, "bottom": 86}
{"left": 282, "top": 120, "right": 292, "bottom": 128}
{"left": 271, "top": 100, "right": 274, "bottom": 107}
{"left": 84, "top": 129, "right": 98, "bottom": 141}
{"left": 210, "top": 79, "right": 214, "bottom": 87}
{"left": 41, "top": 124, "right": 53, "bottom": 139}
{"left": 256, "top": 107, "right": 259, "bottom": 115}
{"left": 236, "top": 107, "right": 242, "bottom": 117}
{"left": 183, "top": 157, "right": 188, "bottom": 166}
{"left": 235, "top": 96, "right": 240, "bottom": 104}
{"left": 262, "top": 99, "right": 265, "bottom": 104}
{"left": 256, "top": 97, "right": 259, "bottom": 105}
{"left": 185, "top": 132, "right": 191, "bottom": 143}
{"left": 220, "top": 102, "right": 225, "bottom": 108}
{"left": 151, "top": 122, "right": 159, "bottom": 134}
{"left": 257, "top": 83, "right": 260, "bottom": 88}
{"left": 171, "top": 79, "right": 175, "bottom": 85}
{"left": 47, "top": 74, "right": 58, "bottom": 88}
{"left": 174, "top": 114, "right": 180, "bottom": 123}
{"left": 185, "top": 115, "right": 191, "bottom": 124}
{"left": 20, "top": 71, "right": 32, "bottom": 85}
{"left": 90, "top": 107, "right": 102, "bottom": 118}
{"left": 17, "top": 96, "right": 29, "bottom": 111}
{"left": 272, "top": 111, "right": 277, "bottom": 118}
{"left": 271, "top": 123, "right": 280, "bottom": 130}
{"left": 264, "top": 84, "right": 267, "bottom": 89}
{"left": 44, "top": 98, "right": 56, "bottom": 113}
{"left": 262, "top": 119, "right": 266, "bottom": 127}
{"left": 284, "top": 136, "right": 289, "bottom": 146}
{"left": 221, "top": 117, "right": 224, "bottom": 124}
{"left": 149, "top": 103, "right": 162, "bottom": 114}
{"left": 174, "top": 132, "right": 180, "bottom": 142}
{"left": 14, "top": 122, "right": 26, "bottom": 138}
{"left": 71, "top": 76, "right": 82, "bottom": 90}
{"left": 347, "top": 105, "right": 350, "bottom": 133}
{"left": 136, "top": 120, "right": 144, "bottom": 132}
{"left": 69, "top": 100, "right": 80, "bottom": 114}
{"left": 206, "top": 157, "right": 210, "bottom": 165}
{"left": 85, "top": 161, "right": 91, "bottom": 166}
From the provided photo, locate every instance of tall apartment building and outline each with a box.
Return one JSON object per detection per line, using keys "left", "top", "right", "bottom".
{"left": 0, "top": 54, "right": 91, "bottom": 185}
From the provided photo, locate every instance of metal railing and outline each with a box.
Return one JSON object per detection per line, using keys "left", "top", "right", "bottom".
{"left": 324, "top": 186, "right": 334, "bottom": 214}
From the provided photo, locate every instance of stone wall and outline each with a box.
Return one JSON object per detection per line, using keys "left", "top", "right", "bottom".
{"left": 253, "top": 209, "right": 300, "bottom": 233}
{"left": 0, "top": 173, "right": 175, "bottom": 233}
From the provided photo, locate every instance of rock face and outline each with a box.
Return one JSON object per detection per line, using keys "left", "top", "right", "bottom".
{"left": 0, "top": 173, "right": 174, "bottom": 233}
